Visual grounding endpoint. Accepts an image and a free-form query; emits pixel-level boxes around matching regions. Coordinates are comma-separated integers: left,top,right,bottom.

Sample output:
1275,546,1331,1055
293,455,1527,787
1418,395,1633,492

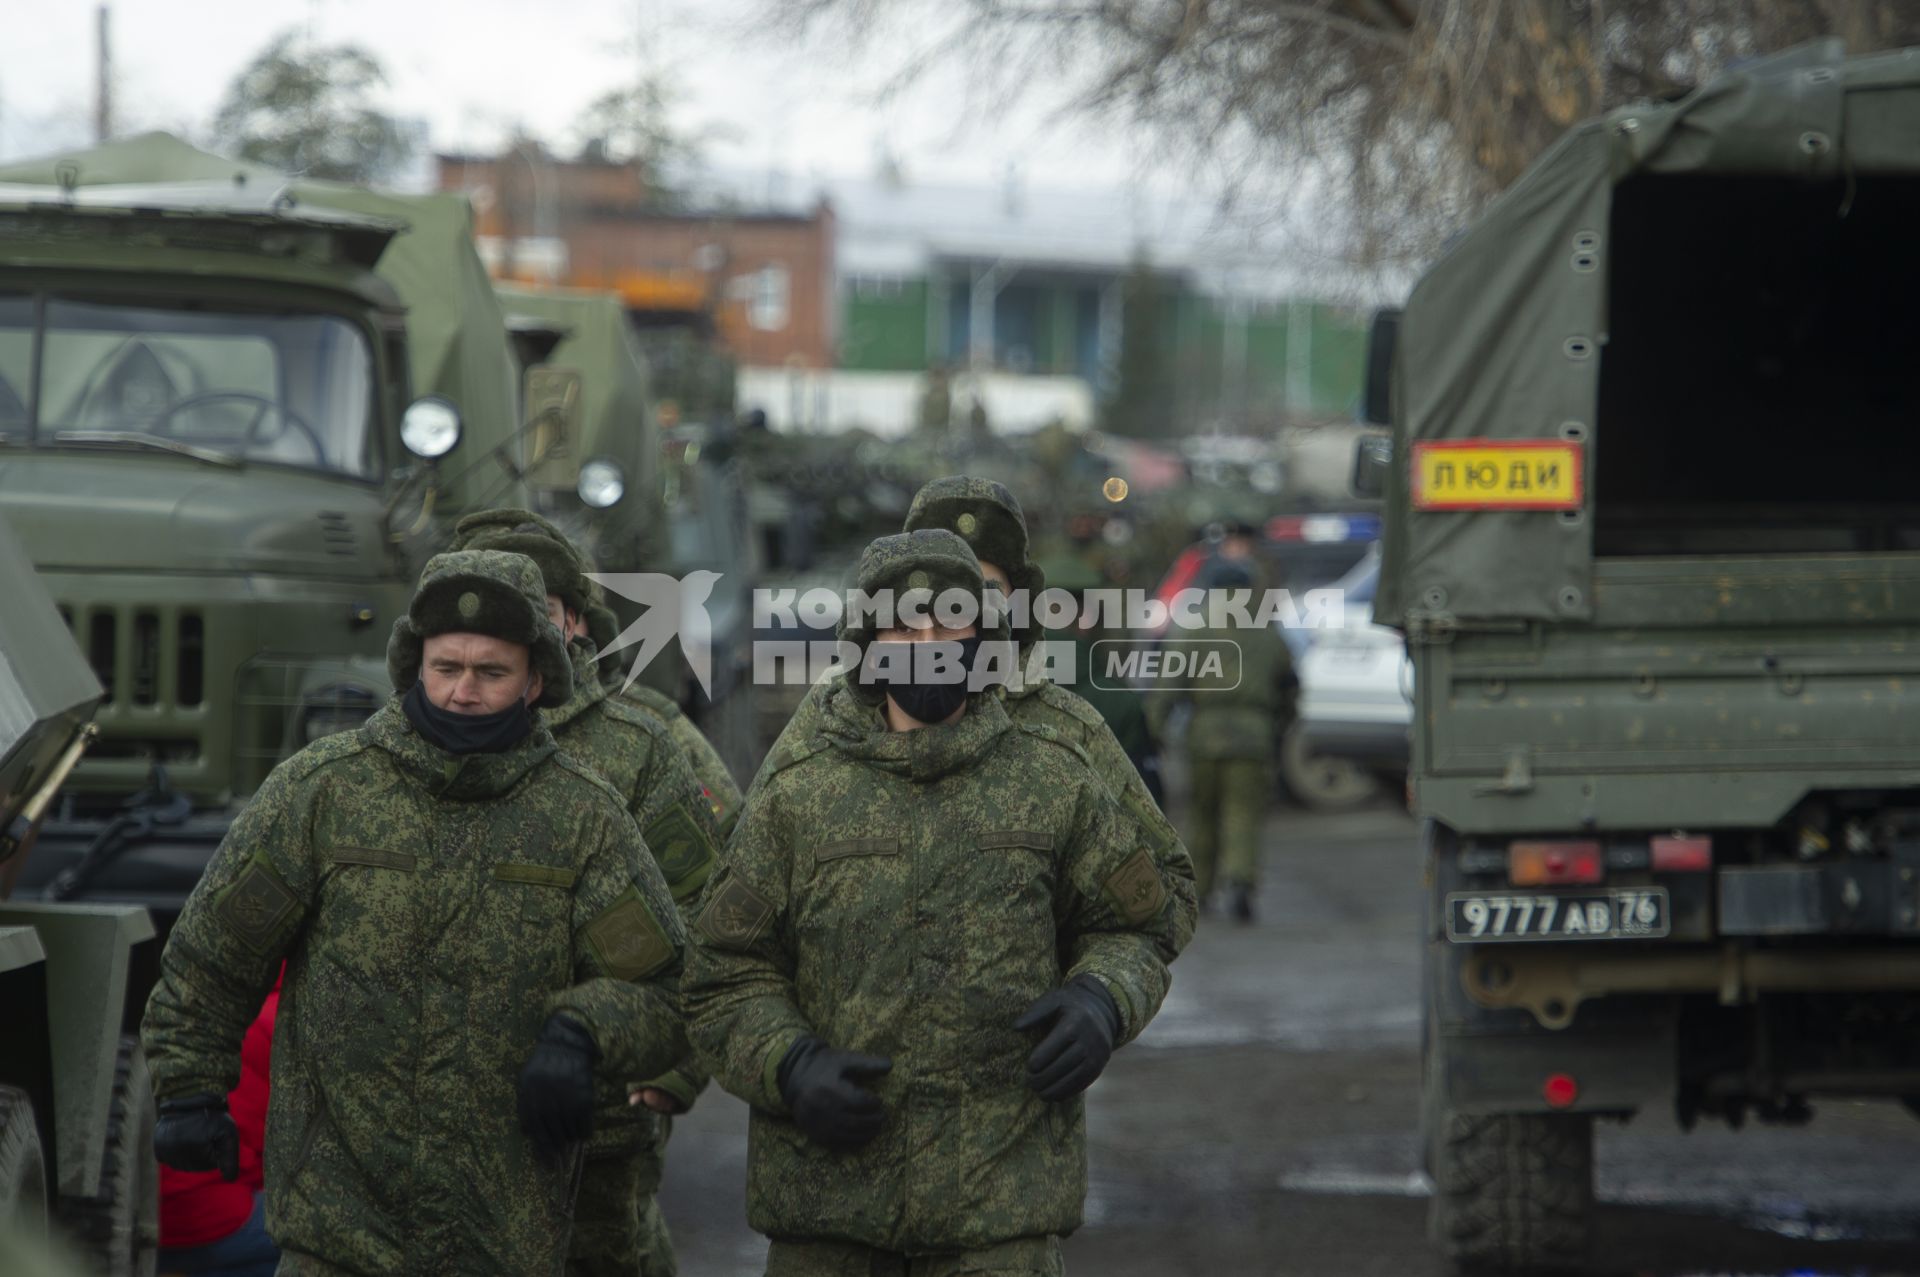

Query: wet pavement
657,803,1920,1276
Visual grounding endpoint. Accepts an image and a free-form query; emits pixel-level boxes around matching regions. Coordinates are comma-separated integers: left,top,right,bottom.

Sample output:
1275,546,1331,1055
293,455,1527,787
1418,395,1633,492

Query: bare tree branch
763,0,1920,270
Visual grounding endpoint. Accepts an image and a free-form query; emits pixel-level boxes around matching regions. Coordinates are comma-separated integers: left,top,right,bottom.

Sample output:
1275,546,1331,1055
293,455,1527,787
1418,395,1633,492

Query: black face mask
402,678,535,755
862,636,984,725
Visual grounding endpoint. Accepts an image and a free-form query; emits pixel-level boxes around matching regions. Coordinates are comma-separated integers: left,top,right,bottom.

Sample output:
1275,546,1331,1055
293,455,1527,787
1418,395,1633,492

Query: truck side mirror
1352,432,1392,499
524,366,583,489
1363,308,1401,426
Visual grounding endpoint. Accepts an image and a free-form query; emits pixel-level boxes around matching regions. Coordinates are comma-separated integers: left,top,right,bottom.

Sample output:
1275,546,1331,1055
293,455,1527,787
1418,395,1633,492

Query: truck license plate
1445,888,1669,943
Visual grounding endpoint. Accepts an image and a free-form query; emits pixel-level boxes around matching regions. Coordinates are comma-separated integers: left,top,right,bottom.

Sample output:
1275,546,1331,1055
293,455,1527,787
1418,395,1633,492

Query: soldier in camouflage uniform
1149,556,1296,923
449,509,719,1277
688,529,1187,1276
142,550,689,1277
748,476,1197,956
584,600,743,840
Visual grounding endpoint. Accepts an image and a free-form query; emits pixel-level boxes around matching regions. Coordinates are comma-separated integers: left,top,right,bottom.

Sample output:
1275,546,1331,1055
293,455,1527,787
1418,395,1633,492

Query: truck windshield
0,294,378,479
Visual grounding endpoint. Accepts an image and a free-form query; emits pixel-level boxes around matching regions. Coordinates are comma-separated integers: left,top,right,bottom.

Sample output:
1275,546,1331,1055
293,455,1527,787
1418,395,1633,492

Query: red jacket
159,967,279,1248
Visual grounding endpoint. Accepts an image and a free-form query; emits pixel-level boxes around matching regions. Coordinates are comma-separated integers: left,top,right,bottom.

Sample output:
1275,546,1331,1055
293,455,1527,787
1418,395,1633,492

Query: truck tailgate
1416,554,1920,832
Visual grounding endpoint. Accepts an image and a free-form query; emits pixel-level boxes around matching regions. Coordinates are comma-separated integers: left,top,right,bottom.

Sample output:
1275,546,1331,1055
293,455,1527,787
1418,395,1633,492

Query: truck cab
0,180,461,920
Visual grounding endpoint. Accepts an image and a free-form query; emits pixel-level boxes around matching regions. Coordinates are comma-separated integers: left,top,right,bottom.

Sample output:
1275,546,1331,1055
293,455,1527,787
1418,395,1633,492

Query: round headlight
577,458,626,509
401,396,463,459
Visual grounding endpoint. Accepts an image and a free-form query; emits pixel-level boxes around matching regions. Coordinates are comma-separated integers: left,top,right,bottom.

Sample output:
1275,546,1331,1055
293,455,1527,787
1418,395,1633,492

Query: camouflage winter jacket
547,640,718,1163
142,698,688,1277
687,689,1184,1252
751,651,1198,957
1149,620,1296,761
615,679,743,841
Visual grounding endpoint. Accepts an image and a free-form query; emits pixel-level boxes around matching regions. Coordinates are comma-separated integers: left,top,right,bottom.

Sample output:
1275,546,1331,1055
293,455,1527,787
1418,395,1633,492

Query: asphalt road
657,803,1920,1277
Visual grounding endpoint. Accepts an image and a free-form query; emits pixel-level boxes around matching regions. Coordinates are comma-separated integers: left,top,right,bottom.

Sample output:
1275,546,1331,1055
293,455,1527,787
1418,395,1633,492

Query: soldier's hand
776,1036,892,1151
154,1092,240,1181
629,1087,687,1115
517,1014,600,1165
1014,975,1122,1102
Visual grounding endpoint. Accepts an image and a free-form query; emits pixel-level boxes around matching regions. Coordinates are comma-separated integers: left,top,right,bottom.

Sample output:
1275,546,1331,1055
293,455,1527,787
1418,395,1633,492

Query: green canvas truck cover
1378,41,1920,625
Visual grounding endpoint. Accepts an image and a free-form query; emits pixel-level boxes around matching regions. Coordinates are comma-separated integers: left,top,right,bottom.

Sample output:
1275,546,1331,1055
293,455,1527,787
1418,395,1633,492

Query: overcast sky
0,0,1150,192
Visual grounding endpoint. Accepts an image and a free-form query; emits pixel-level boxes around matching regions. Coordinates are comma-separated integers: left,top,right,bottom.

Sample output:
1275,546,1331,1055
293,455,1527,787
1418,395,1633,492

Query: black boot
1229,881,1256,924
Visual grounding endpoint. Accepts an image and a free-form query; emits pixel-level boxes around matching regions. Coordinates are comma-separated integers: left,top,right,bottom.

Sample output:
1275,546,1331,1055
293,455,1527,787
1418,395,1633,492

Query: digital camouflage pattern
765,1235,1064,1276
753,669,1197,963
567,1162,679,1277
750,474,1197,956
447,511,719,1277
449,508,597,613
688,532,1185,1253
830,526,1014,702
903,475,1045,636
547,641,718,1277
142,553,689,1277
613,681,742,841
1003,671,1197,954
449,505,742,840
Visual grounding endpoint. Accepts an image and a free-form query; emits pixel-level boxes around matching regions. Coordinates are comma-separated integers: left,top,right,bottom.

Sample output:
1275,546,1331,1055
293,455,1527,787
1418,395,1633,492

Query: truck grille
58,602,206,711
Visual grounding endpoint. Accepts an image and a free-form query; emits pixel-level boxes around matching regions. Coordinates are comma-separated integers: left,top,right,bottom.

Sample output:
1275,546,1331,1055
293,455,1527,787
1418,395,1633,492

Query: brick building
437,150,837,370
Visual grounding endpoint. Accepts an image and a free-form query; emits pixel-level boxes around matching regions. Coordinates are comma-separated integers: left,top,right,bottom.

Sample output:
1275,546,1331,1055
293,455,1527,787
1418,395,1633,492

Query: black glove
1013,975,1122,1102
154,1092,240,1181
777,1036,892,1151
517,1014,599,1164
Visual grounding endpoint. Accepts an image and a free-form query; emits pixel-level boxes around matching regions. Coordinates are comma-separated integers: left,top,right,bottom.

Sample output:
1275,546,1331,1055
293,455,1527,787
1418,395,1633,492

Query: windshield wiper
52,431,243,469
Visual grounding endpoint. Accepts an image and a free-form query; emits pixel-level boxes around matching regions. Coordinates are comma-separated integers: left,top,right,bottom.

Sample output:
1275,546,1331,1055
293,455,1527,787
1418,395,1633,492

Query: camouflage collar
542,640,613,734
821,689,1012,782
364,697,557,800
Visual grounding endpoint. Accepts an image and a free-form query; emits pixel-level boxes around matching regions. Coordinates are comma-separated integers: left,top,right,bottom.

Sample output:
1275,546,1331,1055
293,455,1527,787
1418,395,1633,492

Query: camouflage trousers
1187,755,1268,897
566,1149,677,1277
764,1235,1063,1277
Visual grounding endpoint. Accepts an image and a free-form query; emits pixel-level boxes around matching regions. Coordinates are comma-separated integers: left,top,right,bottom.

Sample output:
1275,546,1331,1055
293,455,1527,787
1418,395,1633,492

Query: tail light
1651,834,1712,873
1509,840,1603,886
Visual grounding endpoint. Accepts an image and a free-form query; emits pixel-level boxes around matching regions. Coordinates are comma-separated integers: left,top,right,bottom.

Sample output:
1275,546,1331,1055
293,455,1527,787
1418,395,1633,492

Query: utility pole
93,5,113,143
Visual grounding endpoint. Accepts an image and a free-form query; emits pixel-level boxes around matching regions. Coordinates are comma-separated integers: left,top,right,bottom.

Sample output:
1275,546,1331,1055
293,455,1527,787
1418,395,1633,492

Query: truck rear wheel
0,1086,49,1238
58,1036,158,1277
1429,1106,1593,1273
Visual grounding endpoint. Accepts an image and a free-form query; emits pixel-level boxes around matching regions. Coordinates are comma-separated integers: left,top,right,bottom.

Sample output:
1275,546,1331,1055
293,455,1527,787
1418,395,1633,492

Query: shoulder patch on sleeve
645,800,717,901
1103,848,1168,927
585,887,676,981
217,857,300,953
695,875,776,950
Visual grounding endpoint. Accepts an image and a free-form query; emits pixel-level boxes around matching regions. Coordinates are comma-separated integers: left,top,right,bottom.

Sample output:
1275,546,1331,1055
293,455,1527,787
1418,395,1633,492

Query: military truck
0,146,519,923
0,507,158,1275
1360,41,1920,1272
493,284,665,625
